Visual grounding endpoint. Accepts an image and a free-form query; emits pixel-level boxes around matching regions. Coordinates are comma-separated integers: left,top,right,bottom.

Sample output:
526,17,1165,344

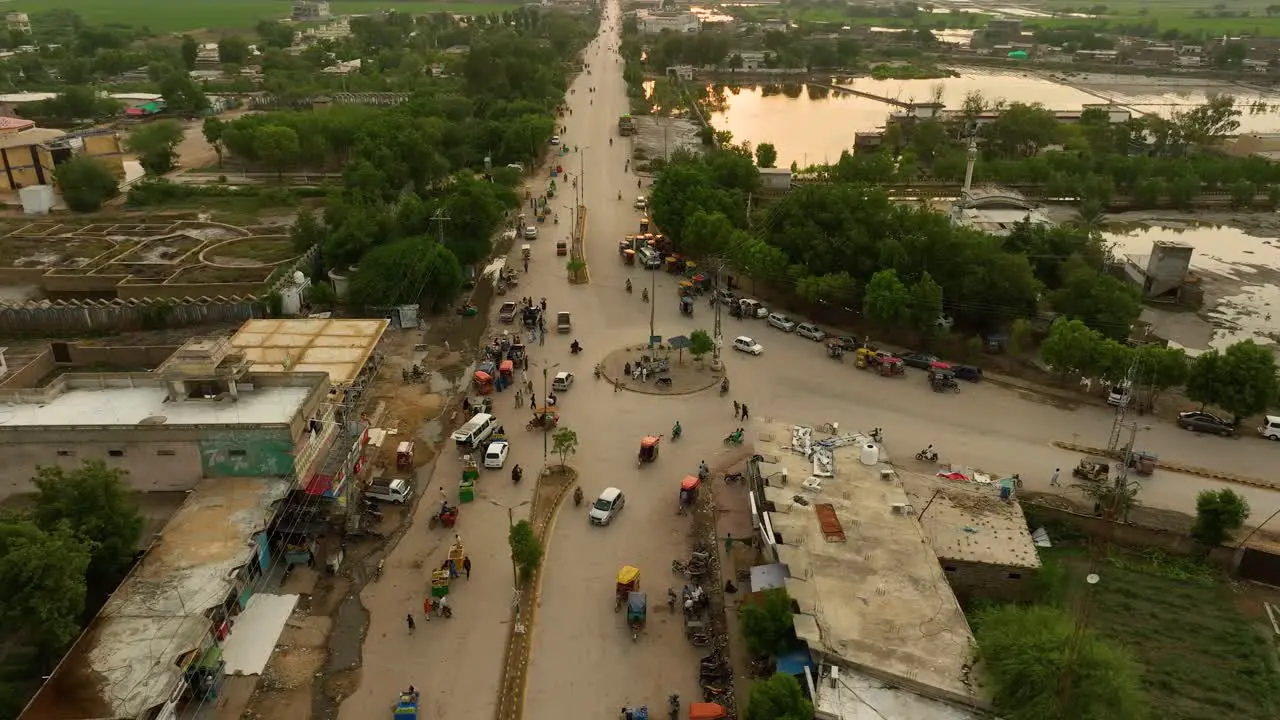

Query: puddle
1103,222,1280,351
326,593,369,673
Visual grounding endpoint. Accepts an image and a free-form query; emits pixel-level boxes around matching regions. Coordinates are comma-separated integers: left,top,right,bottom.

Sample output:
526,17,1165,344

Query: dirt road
338,3,1280,717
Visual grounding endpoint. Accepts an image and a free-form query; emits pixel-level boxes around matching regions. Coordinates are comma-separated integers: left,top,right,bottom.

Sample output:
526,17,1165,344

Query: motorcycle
667,588,678,612
915,445,938,463
719,378,729,396
725,472,743,484
570,340,583,355
626,278,633,293
869,427,883,443
573,486,584,506
594,364,602,379
723,430,744,446
672,422,682,440
512,465,524,484
698,462,709,481
668,694,680,720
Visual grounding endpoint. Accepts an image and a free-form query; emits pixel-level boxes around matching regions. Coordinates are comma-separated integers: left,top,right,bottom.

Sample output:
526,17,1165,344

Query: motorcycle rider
512,464,523,484
672,420,682,439
698,460,709,480
626,278,632,293
720,377,729,394
570,339,582,354
641,287,649,302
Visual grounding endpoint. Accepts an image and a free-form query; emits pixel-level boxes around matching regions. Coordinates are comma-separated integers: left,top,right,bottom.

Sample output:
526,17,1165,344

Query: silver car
796,322,826,341
767,312,796,332
589,487,625,525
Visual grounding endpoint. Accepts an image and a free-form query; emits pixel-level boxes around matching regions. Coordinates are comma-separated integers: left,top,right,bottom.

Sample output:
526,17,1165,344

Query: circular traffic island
598,343,724,396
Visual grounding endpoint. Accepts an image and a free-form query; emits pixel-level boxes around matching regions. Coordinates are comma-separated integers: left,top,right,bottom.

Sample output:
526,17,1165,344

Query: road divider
1052,441,1279,491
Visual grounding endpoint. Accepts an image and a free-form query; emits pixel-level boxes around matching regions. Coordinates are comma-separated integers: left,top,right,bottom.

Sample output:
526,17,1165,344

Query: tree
745,673,813,720
1192,488,1250,547
680,210,735,258
1139,344,1188,408
349,237,464,312
551,427,578,467
54,156,119,212
203,117,225,167
158,71,208,117
0,517,91,657
508,519,543,582
1049,257,1141,341
31,460,143,588
180,35,199,70
755,142,778,168
862,269,911,329
126,119,185,175
253,124,300,181
256,20,296,49
218,36,250,65
1040,318,1102,379
739,587,796,657
907,271,943,338
1185,340,1280,420
689,329,714,366
972,604,1146,720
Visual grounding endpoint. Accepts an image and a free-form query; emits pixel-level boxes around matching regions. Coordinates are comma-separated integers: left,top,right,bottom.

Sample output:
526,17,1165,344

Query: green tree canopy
745,673,813,720
973,604,1146,720
739,587,797,657
31,460,143,588
54,156,119,212
126,120,186,175
862,269,911,329
253,124,301,180
349,236,464,312
551,427,577,467
689,329,713,364
1050,256,1142,341
508,519,543,583
0,517,91,657
1185,340,1280,419
755,142,778,168
1192,489,1250,547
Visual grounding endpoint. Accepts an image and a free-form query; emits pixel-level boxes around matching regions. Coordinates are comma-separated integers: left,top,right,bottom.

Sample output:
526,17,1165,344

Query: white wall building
637,10,700,34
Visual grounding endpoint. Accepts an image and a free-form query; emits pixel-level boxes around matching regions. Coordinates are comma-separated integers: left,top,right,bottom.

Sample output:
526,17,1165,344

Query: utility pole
648,264,657,348
1105,350,1143,454
706,256,727,371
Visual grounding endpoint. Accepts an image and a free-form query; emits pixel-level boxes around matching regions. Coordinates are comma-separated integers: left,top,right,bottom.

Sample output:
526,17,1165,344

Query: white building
291,0,331,22
5,13,30,34
636,10,700,34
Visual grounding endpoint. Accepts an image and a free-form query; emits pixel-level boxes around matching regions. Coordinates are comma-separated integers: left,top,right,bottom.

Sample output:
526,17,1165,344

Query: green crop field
1049,547,1280,720
3,0,519,33
1035,0,1280,36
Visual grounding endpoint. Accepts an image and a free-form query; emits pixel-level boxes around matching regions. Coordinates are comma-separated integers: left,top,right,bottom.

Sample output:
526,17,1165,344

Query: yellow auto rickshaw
854,347,875,369
615,565,640,611
678,280,695,298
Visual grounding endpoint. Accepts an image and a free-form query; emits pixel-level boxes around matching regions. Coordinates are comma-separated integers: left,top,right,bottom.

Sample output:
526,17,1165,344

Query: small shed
759,167,792,192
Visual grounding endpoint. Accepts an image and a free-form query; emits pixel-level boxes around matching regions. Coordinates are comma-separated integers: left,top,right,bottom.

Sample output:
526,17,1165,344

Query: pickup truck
366,476,413,504
499,301,517,323
556,311,572,334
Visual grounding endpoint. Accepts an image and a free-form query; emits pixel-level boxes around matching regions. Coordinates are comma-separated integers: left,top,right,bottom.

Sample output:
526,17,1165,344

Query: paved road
340,3,1280,716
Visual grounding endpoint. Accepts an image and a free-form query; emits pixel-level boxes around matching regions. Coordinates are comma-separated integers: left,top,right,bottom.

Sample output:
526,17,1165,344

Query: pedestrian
444,340,450,353
741,404,749,421
515,390,523,408
463,556,472,579
1050,468,1061,487
540,297,547,312
406,613,416,633
438,594,451,617
423,596,433,621
733,400,740,418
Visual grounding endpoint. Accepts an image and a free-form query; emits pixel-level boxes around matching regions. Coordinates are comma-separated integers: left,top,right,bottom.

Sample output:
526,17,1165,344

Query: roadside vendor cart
459,456,478,503
430,566,451,597
446,537,466,580
623,248,636,265
396,441,414,471
393,689,420,720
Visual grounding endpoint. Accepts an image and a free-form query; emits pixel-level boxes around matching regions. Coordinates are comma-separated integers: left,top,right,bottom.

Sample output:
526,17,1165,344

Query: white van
452,412,498,450
1106,381,1132,407
366,476,413,504
637,247,662,269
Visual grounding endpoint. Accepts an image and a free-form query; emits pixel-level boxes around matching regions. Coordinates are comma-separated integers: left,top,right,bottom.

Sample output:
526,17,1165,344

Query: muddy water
1104,222,1280,352
707,70,1280,167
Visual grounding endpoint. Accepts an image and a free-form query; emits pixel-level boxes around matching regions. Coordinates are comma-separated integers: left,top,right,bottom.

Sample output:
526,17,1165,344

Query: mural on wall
199,430,296,477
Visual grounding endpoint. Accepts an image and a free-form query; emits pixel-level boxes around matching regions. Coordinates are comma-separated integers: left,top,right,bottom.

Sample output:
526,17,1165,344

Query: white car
552,371,574,391
634,196,647,210
733,336,763,355
767,313,796,332
550,135,561,145
738,299,767,318
589,487,626,525
524,226,538,240
483,440,510,469
796,322,826,341
1260,415,1280,441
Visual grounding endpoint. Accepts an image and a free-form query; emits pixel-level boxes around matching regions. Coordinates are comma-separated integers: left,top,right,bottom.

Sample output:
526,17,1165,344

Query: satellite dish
1085,573,1100,585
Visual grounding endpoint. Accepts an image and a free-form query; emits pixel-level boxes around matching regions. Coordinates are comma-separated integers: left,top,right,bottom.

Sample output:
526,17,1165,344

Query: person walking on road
463,556,472,579
741,404,749,421
1050,468,1061,487
406,614,416,634
733,400,740,418
423,596,433,621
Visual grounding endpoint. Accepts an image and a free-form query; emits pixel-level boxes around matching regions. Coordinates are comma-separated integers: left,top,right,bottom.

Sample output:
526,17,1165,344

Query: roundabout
597,343,724,396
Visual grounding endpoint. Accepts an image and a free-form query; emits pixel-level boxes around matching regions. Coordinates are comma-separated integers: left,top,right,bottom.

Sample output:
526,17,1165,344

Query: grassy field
5,0,520,33
1050,547,1280,720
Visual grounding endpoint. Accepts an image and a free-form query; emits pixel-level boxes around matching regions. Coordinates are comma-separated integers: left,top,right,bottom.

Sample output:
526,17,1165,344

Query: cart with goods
393,689,420,719
1127,450,1158,476
459,456,478,503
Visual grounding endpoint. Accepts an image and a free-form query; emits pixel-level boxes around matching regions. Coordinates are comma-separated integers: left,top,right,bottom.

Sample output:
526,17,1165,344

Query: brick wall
941,559,1038,604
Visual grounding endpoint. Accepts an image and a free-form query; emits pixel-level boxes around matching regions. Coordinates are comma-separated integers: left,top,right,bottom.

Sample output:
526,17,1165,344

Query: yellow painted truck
618,114,637,136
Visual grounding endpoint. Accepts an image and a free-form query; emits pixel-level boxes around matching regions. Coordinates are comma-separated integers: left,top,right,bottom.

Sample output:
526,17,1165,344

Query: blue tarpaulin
777,647,815,677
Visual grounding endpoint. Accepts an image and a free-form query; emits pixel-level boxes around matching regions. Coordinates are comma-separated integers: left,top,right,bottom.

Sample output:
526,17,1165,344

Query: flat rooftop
22,476,289,720
229,318,389,386
0,383,314,427
900,472,1041,569
813,662,984,720
758,424,978,706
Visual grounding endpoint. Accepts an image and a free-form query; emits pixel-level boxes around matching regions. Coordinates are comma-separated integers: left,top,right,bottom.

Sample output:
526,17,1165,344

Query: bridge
807,82,912,109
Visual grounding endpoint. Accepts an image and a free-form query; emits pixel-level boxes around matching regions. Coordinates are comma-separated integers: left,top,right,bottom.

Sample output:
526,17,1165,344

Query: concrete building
901,472,1041,603
21,476,290,720
0,126,126,192
751,425,984,708
758,167,792,192
730,50,768,71
6,12,31,34
636,10,700,34
0,336,332,496
291,0,331,21
951,191,1054,237
1122,239,1194,300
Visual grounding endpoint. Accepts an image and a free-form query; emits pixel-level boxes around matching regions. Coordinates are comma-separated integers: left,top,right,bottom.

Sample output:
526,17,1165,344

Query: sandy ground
335,6,1280,719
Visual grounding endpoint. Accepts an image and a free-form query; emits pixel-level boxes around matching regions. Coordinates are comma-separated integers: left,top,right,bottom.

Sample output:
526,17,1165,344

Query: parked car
589,487,626,525
796,323,826,341
1259,415,1280,441
953,364,983,382
1177,411,1235,437
901,352,939,370
498,301,517,323
483,440,510,469
550,135,560,145
830,336,862,352
767,313,796,332
715,289,736,306
733,336,763,355
737,299,768,318
634,196,647,210
524,225,538,240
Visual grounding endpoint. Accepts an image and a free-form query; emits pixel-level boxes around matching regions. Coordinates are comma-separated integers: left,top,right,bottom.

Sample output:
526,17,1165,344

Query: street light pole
648,266,656,348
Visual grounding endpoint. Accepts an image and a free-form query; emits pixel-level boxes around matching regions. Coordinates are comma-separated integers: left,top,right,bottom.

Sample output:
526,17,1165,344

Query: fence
0,296,261,335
